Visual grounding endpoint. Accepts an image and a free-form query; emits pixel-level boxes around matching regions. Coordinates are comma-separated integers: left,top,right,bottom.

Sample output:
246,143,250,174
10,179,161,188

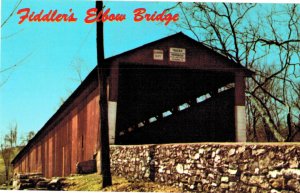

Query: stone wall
110,145,153,181
110,143,300,192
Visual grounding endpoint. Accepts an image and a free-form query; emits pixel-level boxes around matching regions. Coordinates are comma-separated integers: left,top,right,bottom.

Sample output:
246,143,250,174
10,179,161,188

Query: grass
62,173,103,191
0,156,5,180
1,147,181,192
62,173,181,192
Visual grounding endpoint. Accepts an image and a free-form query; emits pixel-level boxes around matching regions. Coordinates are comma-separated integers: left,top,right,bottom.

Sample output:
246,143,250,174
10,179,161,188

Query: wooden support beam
234,73,246,142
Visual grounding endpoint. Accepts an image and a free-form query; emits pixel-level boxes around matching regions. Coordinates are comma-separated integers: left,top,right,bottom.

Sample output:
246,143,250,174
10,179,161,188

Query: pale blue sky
1,0,178,142
1,1,299,143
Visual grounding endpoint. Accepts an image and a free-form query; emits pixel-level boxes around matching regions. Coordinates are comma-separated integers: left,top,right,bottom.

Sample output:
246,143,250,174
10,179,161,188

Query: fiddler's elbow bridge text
17,8,179,26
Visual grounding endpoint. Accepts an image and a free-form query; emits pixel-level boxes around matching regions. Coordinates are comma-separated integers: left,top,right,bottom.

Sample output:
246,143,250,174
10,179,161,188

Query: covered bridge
12,32,252,177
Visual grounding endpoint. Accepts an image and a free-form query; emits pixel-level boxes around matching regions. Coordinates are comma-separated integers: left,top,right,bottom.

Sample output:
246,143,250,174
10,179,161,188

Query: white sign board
153,49,164,60
169,47,186,62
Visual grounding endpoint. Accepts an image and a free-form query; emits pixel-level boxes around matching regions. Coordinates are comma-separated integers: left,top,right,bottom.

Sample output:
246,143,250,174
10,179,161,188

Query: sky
0,0,180,143
0,0,299,144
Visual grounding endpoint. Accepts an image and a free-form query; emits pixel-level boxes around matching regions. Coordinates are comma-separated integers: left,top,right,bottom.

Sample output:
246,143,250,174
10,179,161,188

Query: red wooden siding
71,111,78,174
12,32,251,177
13,78,100,177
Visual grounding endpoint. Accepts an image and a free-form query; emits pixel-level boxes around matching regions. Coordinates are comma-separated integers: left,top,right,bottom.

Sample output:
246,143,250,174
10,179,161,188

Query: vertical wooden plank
36,146,38,172
28,150,31,173
61,119,67,176
56,123,62,177
34,147,37,172
85,88,100,160
41,137,45,176
32,147,34,173
67,116,72,175
26,154,28,173
71,112,78,174
24,154,27,173
47,133,50,177
23,158,25,173
61,122,65,175
20,159,23,173
34,148,36,172
78,98,86,162
54,124,62,177
37,142,42,173
31,148,34,172
53,128,56,177
64,117,71,176
86,96,92,160
45,134,49,177
95,87,100,150
49,130,53,177
235,73,246,142
54,125,58,177
62,146,65,177
27,152,30,173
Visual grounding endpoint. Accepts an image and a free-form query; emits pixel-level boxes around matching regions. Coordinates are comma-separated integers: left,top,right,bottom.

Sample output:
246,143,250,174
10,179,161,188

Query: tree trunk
249,95,285,142
5,168,9,182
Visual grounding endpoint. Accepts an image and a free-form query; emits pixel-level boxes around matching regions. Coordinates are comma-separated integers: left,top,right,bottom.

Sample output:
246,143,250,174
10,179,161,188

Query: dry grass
62,173,102,191
62,173,181,192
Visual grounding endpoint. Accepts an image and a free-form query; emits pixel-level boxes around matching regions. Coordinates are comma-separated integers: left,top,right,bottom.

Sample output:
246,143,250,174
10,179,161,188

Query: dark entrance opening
115,63,236,144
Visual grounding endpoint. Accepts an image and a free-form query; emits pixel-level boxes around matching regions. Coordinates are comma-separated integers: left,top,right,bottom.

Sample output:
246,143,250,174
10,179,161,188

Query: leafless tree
0,124,21,182
20,131,35,146
1,0,34,88
0,124,18,182
3,123,18,148
172,3,300,141
1,0,22,28
70,57,86,83
0,143,12,182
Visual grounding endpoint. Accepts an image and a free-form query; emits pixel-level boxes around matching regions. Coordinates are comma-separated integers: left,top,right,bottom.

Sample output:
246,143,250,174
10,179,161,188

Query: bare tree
1,0,22,28
0,123,18,182
20,131,35,146
172,3,300,141
3,123,18,148
0,124,20,182
1,0,34,88
0,52,33,88
70,57,86,83
0,143,12,182
247,4,300,141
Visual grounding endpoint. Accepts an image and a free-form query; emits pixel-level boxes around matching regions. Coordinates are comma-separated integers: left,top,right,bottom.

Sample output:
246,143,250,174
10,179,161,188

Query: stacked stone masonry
110,143,300,192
